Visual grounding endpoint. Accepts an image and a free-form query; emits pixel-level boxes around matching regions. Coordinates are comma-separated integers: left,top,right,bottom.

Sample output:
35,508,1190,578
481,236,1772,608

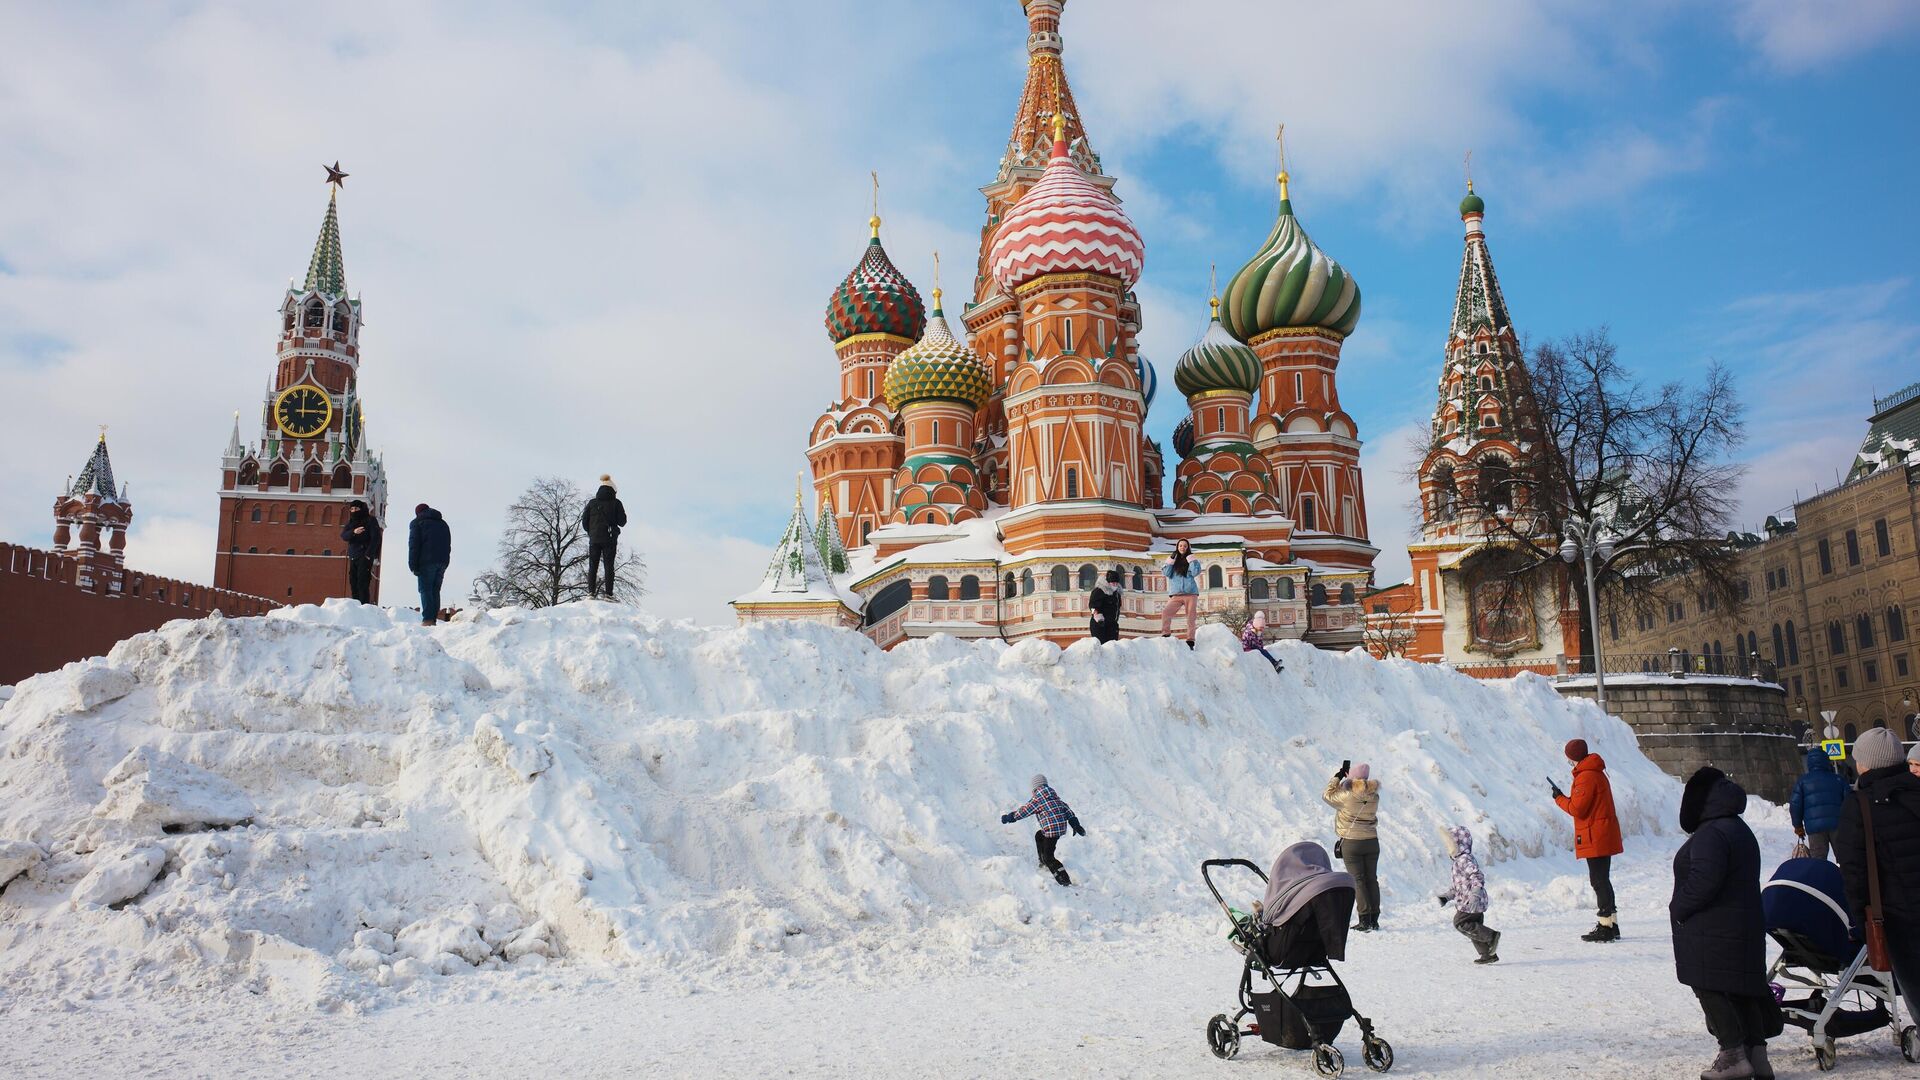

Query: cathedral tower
1172,299,1281,516
53,433,133,593
214,168,389,604
884,286,993,525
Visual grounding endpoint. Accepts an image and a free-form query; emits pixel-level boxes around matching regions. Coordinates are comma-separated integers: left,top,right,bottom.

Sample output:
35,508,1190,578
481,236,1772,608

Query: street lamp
1561,518,1618,713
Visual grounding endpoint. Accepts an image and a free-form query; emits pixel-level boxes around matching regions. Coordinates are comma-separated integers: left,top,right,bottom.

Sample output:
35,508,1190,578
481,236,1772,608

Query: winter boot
1271,658,1285,673
1699,1046,1754,1080
1473,929,1502,963
1581,916,1620,942
1745,1045,1772,1080
1053,867,1072,887
1186,639,1196,650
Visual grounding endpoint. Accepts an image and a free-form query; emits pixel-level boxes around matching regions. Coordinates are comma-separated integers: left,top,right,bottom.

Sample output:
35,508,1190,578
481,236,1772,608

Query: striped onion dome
882,298,992,411
1135,353,1159,411
825,220,927,344
1172,415,1196,460
1174,308,1262,397
1220,174,1361,341
987,118,1144,293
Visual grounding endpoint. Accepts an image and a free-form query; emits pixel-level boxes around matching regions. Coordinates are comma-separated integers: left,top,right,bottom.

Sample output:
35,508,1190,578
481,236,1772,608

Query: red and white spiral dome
987,121,1144,294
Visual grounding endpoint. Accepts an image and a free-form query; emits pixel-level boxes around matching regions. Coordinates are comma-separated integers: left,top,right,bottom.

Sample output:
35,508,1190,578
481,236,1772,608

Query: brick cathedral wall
0,543,276,685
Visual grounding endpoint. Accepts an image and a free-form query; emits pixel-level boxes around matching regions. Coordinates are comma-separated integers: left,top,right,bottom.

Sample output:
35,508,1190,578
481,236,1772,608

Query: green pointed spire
304,189,347,296
815,493,849,573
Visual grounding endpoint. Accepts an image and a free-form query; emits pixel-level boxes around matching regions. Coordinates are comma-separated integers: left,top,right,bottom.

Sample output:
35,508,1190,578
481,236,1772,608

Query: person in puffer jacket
1788,747,1848,860
1436,824,1500,964
1239,610,1282,672
1001,774,1085,887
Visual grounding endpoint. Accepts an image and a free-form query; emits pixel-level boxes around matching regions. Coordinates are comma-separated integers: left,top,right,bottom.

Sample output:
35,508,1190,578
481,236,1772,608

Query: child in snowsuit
1001,774,1084,886
1436,824,1500,964
1240,610,1283,672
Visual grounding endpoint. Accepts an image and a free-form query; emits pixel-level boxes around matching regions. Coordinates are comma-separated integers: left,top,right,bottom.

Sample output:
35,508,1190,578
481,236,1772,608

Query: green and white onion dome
882,296,993,411
1173,306,1263,398
1135,353,1159,412
1219,173,1361,341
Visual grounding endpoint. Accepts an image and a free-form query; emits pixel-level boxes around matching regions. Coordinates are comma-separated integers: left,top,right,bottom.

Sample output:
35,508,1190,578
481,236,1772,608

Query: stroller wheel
1206,1014,1240,1060
1903,1025,1918,1064
1312,1044,1345,1078
1362,1036,1394,1072
1814,1040,1837,1071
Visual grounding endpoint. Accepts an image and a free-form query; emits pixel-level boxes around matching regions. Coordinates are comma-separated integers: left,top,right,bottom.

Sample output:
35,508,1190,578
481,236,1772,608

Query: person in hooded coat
1000,774,1085,886
407,503,452,626
1670,766,1776,1080
1240,610,1283,672
1788,747,1848,860
580,476,628,600
1323,762,1383,931
338,499,382,604
1833,726,1920,1026
1437,824,1500,964
1088,569,1122,643
1552,739,1624,941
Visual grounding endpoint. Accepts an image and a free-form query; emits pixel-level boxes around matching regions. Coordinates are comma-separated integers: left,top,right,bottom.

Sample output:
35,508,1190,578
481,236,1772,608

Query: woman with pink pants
1160,539,1202,647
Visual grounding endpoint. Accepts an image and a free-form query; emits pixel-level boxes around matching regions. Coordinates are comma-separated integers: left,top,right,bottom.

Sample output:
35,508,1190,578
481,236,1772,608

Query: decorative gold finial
1465,149,1474,193
98,424,108,443
932,251,943,310
795,472,806,509
1276,123,1290,202
1209,263,1220,318
1052,111,1067,143
869,171,882,238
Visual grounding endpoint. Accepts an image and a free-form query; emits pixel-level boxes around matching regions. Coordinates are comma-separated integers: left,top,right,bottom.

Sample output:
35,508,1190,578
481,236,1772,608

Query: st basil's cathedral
734,0,1378,647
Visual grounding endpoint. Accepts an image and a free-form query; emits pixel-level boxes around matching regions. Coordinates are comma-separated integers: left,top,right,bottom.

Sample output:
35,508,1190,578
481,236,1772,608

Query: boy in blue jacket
1788,748,1848,860
1002,774,1084,886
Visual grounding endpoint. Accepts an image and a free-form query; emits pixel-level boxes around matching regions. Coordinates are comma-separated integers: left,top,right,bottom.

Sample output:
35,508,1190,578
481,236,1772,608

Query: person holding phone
1552,739,1624,942
1324,759,1383,932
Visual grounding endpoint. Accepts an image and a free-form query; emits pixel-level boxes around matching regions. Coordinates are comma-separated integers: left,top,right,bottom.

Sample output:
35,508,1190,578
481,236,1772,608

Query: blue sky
0,1,1915,622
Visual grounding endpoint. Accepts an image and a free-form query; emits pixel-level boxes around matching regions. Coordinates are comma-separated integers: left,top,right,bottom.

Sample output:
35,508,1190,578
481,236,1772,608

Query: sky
1,0,1916,625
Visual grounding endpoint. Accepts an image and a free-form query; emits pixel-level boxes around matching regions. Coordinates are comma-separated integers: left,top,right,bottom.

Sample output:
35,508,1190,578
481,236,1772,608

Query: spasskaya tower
214,164,389,604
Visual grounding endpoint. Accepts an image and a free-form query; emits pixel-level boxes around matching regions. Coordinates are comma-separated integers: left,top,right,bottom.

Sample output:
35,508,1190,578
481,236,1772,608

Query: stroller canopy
1260,842,1355,929
1763,857,1854,966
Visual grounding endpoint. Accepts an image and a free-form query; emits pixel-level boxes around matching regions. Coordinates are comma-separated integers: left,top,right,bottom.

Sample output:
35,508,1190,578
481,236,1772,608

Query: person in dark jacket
338,500,382,605
1834,726,1920,1025
407,503,452,626
1088,569,1122,643
1671,766,1775,1080
580,475,627,600
1788,747,1848,860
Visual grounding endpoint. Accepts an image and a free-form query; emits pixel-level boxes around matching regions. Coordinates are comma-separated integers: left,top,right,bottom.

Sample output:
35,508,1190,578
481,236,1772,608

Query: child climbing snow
1436,824,1500,964
1001,774,1085,886
1240,611,1283,672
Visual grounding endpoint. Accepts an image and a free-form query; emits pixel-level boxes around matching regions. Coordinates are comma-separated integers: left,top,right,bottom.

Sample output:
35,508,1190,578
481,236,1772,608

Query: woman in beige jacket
1324,762,1383,931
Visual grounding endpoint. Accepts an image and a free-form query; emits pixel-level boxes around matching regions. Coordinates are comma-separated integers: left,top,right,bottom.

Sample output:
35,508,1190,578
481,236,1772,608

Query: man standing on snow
1788,748,1848,860
408,502,452,626
580,475,627,600
1552,738,1624,942
1001,774,1085,886
338,499,382,605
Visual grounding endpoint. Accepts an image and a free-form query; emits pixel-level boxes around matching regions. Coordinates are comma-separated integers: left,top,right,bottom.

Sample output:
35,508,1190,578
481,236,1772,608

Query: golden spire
1276,123,1291,202
1465,149,1474,193
1209,263,1220,318
98,424,107,443
869,171,882,238
931,250,943,311
795,472,806,509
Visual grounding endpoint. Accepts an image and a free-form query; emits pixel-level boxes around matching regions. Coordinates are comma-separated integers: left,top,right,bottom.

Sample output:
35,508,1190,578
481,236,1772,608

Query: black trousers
1035,831,1064,872
587,540,617,597
1341,838,1381,919
1694,989,1770,1051
1588,855,1617,917
348,557,375,603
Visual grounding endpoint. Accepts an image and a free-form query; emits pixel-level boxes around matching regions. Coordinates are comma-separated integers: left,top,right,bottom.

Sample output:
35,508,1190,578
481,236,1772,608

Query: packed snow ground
3,603,1895,1076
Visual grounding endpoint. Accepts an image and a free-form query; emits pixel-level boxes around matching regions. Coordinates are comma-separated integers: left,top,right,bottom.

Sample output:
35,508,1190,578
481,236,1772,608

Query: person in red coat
1552,739,1625,942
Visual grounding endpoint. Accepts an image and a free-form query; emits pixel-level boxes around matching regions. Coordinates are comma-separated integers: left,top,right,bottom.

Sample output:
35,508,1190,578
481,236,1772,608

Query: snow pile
0,602,1690,1008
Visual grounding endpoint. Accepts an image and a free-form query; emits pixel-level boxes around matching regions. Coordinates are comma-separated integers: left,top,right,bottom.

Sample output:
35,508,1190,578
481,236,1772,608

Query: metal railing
1564,650,1779,684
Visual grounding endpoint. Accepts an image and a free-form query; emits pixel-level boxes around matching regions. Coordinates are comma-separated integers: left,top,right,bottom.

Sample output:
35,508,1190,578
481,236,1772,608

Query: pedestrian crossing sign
1821,739,1847,760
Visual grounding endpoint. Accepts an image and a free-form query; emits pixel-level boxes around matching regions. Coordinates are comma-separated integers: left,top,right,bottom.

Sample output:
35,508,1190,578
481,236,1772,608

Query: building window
1339,583,1356,605
1077,564,1097,590
927,575,950,601
1310,583,1327,606
1609,612,1619,640
1250,578,1270,600
1835,665,1849,689
860,522,873,543
287,508,299,524
247,546,258,554
1278,577,1296,600
1050,565,1070,592
1864,659,1878,684
1785,620,1799,664
1020,569,1035,596
931,420,940,445
1858,614,1876,649
1479,375,1493,391
1829,622,1847,655
1818,539,1832,574
1131,567,1144,591
322,549,332,557
1300,495,1317,531
285,548,295,555
1062,317,1074,352
959,575,980,601
1898,653,1911,678
864,580,913,627
1064,467,1078,499
1003,572,1017,598
1792,675,1803,696
1846,529,1860,566
1889,606,1907,642
1875,518,1891,557
1207,565,1224,589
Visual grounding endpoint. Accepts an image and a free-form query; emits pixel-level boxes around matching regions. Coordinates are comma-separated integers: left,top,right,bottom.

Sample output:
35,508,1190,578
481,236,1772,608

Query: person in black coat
1833,726,1920,1026
580,475,627,600
338,500,382,604
1088,569,1122,643
407,503,452,626
1671,766,1776,1080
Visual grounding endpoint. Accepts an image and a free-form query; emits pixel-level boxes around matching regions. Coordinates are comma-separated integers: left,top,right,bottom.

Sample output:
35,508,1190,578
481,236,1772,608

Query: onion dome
1171,415,1196,460
1459,183,1485,218
1220,171,1361,340
987,115,1144,293
1174,299,1263,397
825,215,927,344
1135,353,1159,412
882,291,992,411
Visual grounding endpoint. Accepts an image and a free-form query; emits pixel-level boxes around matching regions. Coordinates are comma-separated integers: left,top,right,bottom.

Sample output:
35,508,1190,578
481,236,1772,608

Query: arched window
1004,573,1017,599
332,303,352,335
932,420,941,445
1829,622,1847,655
959,575,981,601
1857,614,1875,649
1889,605,1907,642
1131,567,1144,591
304,300,325,328
1477,455,1514,511
322,549,332,557
1065,467,1079,499
864,580,913,626
1785,620,1799,664
1300,495,1317,531
250,506,263,522
268,462,289,487
1249,578,1270,600
927,575,950,601
239,461,260,486
1771,624,1785,663
1339,583,1356,605
1310,583,1327,606
285,548,296,555
861,522,872,543
1430,464,1456,520
1844,723,1859,742
1277,578,1296,600
1077,564,1097,589
1479,375,1493,390
286,508,299,524
282,306,295,333
1207,565,1224,589
332,464,352,490
247,546,258,554
1021,569,1035,596
1050,565,1070,592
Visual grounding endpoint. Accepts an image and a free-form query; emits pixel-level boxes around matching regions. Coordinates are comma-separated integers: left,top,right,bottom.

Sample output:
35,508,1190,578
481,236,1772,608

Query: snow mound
0,602,1682,1008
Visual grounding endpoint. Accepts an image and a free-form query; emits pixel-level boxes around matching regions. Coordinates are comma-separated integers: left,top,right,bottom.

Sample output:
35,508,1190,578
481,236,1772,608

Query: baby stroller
1203,856,1393,1077
1762,856,1918,1070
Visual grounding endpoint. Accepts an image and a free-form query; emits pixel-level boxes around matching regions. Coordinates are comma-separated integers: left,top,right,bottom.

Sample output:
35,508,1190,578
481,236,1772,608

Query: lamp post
1560,517,1618,714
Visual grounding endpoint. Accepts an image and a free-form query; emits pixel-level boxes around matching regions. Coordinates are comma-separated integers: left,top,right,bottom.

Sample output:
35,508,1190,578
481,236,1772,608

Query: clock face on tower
274,385,333,439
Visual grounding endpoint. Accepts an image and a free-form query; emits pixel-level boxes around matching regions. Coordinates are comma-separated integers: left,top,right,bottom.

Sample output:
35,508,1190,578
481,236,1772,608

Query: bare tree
471,477,646,608
1362,594,1416,659
1481,328,1745,657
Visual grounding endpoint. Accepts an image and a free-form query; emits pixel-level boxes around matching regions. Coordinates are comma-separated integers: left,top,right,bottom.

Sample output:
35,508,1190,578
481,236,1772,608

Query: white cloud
1360,422,1428,588
1729,0,1920,72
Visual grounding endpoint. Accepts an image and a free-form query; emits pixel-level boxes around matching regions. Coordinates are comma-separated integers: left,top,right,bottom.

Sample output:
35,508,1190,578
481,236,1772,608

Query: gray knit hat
1853,727,1906,772
1909,741,1920,765
1031,773,1048,790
